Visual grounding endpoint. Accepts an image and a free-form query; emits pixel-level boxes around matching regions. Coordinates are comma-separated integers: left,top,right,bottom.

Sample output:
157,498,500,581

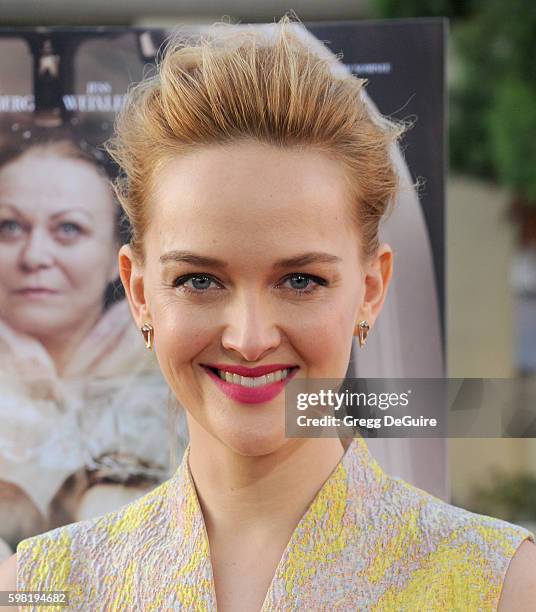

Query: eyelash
0,220,83,237
57,222,83,235
172,273,328,296
0,220,23,236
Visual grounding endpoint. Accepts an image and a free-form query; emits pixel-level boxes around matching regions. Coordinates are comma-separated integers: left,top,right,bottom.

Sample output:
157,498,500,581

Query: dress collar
167,436,385,610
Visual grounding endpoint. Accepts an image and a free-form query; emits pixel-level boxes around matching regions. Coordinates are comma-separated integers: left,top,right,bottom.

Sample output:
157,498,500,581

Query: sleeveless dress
16,436,534,611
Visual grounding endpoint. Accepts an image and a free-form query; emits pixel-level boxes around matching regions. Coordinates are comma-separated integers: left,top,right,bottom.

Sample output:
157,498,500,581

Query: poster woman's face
121,140,392,456
0,150,118,338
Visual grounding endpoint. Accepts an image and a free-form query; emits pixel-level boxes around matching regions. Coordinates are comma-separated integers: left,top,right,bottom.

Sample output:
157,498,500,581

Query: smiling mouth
203,366,298,388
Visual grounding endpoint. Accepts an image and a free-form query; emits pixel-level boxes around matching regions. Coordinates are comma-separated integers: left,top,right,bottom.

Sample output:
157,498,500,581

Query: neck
186,421,347,541
32,306,103,376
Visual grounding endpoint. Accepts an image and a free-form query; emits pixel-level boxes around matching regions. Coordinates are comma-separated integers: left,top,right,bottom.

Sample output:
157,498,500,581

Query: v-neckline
179,438,361,611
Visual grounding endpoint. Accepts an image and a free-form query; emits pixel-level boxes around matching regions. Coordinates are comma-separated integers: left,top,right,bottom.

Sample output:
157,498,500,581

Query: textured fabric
17,436,534,611
0,300,186,548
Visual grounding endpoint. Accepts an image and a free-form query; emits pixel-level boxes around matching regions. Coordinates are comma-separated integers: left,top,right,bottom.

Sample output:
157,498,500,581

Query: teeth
215,368,291,387
242,376,254,388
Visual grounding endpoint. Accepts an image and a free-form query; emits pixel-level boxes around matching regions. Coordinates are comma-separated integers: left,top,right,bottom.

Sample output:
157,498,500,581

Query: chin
218,424,289,458
187,398,294,457
8,317,50,336
17,322,66,339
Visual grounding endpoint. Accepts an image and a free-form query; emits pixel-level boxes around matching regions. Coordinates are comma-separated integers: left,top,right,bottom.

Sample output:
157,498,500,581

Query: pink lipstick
202,363,299,405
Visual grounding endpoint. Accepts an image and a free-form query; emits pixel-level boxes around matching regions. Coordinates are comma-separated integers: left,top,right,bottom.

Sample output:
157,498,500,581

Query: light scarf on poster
0,299,185,527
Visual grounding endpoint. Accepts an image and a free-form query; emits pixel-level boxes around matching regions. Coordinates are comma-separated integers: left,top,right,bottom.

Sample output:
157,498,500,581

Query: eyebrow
0,203,24,217
0,203,93,221
159,250,342,269
50,208,93,221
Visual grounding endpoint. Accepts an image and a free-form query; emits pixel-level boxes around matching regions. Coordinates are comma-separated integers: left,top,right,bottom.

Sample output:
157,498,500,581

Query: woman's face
0,150,118,338
121,141,392,456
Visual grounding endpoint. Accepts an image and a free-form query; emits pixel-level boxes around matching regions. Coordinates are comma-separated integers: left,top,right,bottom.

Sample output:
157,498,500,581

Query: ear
118,244,150,329
353,243,393,335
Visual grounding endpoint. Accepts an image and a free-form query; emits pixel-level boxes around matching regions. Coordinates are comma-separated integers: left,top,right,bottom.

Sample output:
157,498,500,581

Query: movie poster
0,20,445,558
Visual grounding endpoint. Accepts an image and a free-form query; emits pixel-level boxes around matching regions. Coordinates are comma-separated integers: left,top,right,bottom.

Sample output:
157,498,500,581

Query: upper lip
203,363,298,376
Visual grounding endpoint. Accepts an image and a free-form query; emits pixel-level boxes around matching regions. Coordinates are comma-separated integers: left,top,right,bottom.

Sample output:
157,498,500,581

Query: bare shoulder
498,539,536,611
0,553,17,611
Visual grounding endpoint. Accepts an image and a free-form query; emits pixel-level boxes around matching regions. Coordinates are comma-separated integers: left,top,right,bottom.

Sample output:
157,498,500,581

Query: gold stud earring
140,322,154,350
357,320,370,348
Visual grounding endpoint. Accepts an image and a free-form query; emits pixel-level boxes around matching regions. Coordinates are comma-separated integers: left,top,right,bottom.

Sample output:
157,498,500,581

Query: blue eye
57,222,82,236
173,274,221,293
0,219,23,237
172,272,327,296
281,273,327,295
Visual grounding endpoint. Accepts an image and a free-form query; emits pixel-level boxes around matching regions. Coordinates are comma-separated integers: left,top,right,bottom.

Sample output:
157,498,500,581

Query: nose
221,291,282,362
19,228,55,271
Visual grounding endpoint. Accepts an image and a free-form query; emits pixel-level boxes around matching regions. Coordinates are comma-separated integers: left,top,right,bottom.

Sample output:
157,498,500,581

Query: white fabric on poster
0,300,186,521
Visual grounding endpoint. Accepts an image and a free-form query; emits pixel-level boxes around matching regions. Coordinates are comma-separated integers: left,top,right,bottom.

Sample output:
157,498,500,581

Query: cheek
60,241,114,290
291,295,357,376
0,245,19,281
152,306,215,413
153,301,214,371
302,316,352,370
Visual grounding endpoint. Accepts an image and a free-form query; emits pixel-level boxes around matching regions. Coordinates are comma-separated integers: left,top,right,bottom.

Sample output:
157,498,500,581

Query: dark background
309,19,446,337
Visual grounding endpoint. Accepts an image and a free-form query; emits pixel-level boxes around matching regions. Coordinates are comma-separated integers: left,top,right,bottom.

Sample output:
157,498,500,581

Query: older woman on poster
0,139,184,557
1,17,535,611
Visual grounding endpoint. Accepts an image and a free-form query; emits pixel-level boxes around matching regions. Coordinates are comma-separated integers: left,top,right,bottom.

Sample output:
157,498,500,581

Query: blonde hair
107,15,404,264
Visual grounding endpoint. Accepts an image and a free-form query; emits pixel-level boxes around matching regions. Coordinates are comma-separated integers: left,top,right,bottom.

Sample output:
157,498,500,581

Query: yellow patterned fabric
17,437,534,611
